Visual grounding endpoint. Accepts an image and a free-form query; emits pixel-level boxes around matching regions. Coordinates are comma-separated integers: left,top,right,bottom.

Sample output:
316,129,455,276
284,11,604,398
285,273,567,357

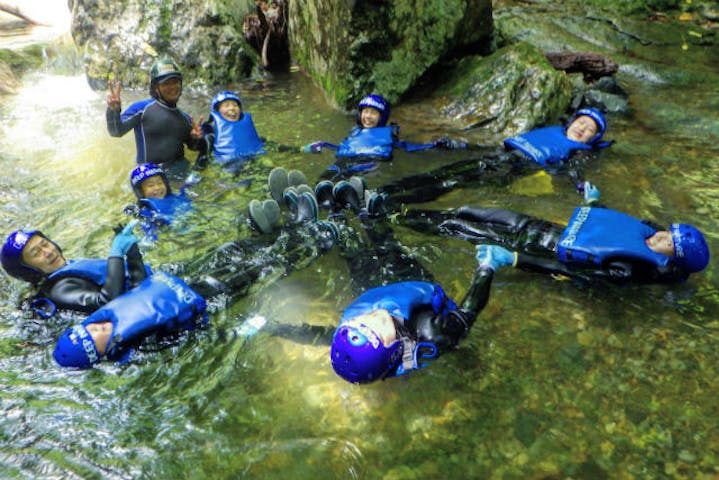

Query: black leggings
400,206,564,257
378,149,526,205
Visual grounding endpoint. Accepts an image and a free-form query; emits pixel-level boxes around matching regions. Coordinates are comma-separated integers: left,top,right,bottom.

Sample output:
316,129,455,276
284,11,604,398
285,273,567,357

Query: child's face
21,234,66,274
217,99,241,121
360,107,382,128
140,175,167,199
85,321,112,355
566,115,598,143
345,309,397,347
646,230,675,257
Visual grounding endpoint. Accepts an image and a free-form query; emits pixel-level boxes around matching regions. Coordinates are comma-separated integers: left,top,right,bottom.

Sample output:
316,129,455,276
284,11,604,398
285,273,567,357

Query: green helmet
150,58,182,84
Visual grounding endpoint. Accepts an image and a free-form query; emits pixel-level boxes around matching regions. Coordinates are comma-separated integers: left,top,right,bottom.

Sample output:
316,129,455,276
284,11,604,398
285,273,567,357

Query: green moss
0,45,45,73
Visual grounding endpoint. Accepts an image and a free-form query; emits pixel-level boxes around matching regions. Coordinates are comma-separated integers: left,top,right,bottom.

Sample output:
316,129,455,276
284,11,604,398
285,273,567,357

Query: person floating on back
1,222,150,316
377,107,611,205
399,183,710,286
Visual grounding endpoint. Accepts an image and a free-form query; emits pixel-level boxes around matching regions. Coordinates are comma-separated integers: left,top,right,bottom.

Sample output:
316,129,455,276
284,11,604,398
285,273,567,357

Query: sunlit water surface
1,24,718,480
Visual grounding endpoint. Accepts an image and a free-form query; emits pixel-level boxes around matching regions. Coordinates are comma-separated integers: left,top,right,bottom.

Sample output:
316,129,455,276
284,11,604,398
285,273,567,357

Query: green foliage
0,46,44,73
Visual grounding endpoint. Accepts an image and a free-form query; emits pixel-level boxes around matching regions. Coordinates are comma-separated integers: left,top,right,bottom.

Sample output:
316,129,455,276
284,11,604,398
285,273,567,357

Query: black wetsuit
35,245,148,314
106,97,201,176
273,217,494,351
401,206,689,285
181,221,338,301
377,146,597,206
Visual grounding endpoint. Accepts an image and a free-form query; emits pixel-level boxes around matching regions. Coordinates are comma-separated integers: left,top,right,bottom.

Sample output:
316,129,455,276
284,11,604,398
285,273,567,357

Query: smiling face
140,175,168,199
345,309,397,347
21,234,66,274
646,230,675,257
566,115,599,143
155,77,182,104
360,107,382,129
217,99,242,121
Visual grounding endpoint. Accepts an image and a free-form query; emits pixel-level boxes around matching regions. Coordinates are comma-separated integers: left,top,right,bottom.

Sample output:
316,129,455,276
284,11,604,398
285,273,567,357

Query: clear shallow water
1,32,719,480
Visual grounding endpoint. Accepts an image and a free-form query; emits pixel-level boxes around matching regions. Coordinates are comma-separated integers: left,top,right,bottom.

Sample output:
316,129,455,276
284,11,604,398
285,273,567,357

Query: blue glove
110,220,138,257
475,244,516,270
583,181,600,204
301,142,323,153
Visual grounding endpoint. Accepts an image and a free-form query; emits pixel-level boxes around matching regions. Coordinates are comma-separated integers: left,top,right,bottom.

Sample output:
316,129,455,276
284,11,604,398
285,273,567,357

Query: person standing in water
106,58,203,179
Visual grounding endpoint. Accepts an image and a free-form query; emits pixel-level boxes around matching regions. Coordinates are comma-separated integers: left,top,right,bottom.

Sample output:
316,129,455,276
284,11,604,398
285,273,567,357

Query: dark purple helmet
671,223,710,273
330,322,403,384
356,94,391,127
1,230,61,284
129,163,171,199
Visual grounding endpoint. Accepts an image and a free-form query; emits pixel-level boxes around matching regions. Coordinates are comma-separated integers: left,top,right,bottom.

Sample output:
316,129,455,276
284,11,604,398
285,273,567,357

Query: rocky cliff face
287,0,493,108
67,0,493,105
68,0,261,89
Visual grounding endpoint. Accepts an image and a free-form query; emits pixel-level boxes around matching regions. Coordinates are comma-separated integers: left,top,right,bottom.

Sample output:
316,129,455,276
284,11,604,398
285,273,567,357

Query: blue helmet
670,223,710,273
357,94,391,127
130,163,171,199
568,108,607,145
330,322,403,384
211,90,242,111
53,325,100,368
1,230,60,284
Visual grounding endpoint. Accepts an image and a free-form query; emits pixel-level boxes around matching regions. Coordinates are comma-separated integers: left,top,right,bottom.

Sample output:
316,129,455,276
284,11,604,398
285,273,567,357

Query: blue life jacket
341,281,458,377
138,194,193,226
209,111,266,164
557,207,671,267
504,126,594,166
82,271,208,363
336,126,396,159
47,259,152,289
341,281,458,323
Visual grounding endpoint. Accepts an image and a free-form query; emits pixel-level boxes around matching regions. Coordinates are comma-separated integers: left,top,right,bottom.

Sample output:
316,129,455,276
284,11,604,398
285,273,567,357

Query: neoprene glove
110,220,139,257
583,181,600,204
475,244,516,270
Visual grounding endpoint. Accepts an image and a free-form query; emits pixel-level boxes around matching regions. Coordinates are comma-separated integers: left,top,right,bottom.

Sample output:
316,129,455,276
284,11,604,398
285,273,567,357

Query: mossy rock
429,42,572,142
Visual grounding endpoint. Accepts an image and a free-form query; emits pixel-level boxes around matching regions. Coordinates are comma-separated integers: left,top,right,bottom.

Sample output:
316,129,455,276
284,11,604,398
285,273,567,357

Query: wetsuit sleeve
457,265,494,323
43,257,126,313
106,105,141,137
126,244,148,288
411,266,494,352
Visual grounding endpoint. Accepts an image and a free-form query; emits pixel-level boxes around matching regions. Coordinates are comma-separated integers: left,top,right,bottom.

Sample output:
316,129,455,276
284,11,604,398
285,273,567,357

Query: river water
1,8,718,480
